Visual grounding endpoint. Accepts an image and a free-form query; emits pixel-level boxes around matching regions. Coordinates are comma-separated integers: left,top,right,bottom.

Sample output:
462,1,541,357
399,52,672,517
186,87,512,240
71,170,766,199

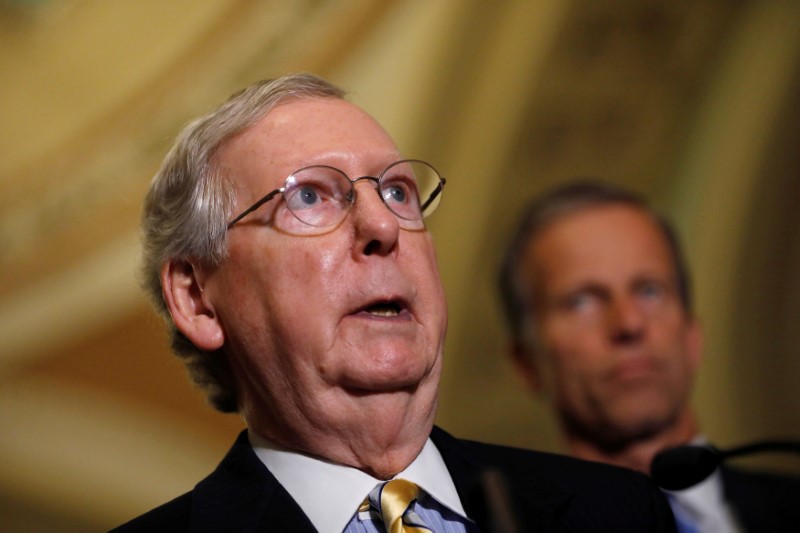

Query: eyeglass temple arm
227,189,282,228
420,178,446,213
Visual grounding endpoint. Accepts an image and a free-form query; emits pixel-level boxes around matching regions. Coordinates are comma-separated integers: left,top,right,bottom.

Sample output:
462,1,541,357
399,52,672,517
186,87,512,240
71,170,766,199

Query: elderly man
499,180,800,532
114,74,674,532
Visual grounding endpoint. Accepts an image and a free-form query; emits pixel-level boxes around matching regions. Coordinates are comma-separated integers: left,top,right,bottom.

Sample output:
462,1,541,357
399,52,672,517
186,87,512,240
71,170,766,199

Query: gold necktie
379,479,432,533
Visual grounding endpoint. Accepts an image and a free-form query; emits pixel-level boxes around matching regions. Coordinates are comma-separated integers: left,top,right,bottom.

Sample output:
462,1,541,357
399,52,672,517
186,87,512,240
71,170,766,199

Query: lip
347,295,414,321
608,359,657,383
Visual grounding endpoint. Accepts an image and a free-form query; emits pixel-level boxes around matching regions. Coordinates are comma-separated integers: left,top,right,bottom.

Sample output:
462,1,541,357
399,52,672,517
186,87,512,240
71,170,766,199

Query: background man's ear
511,339,543,394
161,259,225,351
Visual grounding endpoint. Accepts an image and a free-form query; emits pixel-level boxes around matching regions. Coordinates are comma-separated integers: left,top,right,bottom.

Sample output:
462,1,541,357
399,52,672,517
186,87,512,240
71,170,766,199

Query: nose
608,296,645,344
350,179,400,257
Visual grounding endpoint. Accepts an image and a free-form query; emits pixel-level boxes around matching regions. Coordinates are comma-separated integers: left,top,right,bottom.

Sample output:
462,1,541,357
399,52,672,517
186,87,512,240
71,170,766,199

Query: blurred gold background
1,0,799,530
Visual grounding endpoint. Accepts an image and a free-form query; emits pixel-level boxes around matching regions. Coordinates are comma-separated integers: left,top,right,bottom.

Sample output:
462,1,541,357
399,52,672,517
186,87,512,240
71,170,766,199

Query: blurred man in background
499,180,800,532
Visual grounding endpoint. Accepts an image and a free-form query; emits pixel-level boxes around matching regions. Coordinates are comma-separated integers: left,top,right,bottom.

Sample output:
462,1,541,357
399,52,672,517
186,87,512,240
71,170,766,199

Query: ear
161,259,225,351
684,317,704,372
511,339,544,394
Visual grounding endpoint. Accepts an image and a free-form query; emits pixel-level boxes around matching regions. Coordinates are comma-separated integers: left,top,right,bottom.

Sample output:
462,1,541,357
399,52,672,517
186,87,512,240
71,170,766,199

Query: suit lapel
186,427,576,531
189,431,317,533
430,426,573,532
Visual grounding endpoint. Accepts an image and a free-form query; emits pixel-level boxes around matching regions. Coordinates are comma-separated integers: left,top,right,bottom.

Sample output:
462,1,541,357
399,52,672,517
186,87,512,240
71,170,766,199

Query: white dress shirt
249,430,469,533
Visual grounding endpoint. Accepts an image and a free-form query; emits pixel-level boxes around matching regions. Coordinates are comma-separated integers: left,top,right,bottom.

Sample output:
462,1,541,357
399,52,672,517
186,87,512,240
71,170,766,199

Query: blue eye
567,293,592,310
560,289,606,314
298,187,320,206
638,282,663,299
283,168,352,227
386,185,407,204
285,182,330,213
381,178,422,220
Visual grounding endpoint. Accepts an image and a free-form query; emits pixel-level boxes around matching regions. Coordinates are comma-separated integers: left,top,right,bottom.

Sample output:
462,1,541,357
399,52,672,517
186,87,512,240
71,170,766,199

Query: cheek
543,318,604,367
652,320,694,366
317,245,339,274
218,239,338,345
540,322,606,389
411,234,443,285
665,335,697,385
272,240,341,292
410,241,448,331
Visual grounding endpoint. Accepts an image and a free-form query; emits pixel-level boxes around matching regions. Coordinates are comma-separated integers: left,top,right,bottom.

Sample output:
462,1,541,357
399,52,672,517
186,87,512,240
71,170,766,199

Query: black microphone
651,440,800,490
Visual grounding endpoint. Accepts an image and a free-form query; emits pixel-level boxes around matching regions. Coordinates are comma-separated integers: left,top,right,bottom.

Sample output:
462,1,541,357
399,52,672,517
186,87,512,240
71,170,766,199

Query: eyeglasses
227,159,446,231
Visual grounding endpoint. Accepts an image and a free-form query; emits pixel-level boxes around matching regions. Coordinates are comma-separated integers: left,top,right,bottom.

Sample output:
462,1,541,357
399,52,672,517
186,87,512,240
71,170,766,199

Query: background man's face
519,204,701,447
203,98,447,444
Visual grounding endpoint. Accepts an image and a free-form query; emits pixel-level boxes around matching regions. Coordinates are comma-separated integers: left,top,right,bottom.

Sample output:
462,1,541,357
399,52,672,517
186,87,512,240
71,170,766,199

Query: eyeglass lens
284,160,442,228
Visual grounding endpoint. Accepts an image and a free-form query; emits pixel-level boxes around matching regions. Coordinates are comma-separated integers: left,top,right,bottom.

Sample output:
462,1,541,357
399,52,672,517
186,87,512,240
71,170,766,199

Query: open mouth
359,300,405,318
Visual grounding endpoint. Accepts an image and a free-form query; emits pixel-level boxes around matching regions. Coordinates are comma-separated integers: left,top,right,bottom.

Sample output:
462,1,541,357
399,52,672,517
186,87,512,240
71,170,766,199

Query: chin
612,411,676,440
341,360,439,395
341,371,427,393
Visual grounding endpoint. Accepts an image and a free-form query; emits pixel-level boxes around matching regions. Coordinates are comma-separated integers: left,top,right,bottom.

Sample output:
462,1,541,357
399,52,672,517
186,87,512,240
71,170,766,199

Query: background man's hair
498,179,692,346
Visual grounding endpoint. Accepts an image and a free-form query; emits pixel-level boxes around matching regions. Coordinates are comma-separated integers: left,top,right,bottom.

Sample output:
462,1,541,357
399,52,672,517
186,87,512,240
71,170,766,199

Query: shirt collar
664,435,741,531
248,430,466,533
665,468,727,512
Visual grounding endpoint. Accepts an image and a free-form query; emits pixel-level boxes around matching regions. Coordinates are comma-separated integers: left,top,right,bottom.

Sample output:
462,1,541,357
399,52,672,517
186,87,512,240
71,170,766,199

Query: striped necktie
368,478,433,533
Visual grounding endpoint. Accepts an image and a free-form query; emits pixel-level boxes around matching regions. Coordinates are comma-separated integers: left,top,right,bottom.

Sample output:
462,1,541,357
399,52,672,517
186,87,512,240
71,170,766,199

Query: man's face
518,205,701,447
202,98,447,446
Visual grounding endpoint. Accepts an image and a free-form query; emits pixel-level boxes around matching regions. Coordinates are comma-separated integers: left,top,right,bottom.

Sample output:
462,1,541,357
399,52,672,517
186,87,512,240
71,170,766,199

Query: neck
565,409,700,474
245,384,439,480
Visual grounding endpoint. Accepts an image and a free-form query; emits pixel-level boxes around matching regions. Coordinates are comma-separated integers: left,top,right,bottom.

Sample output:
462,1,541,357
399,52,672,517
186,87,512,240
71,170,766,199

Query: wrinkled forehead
215,97,402,195
526,205,676,286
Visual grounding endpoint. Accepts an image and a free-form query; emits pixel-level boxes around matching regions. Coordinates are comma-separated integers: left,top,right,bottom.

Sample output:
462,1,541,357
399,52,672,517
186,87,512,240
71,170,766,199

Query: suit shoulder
721,466,800,530
722,466,800,508
437,433,675,531
450,437,662,506
109,491,192,532
723,465,800,489
458,437,651,485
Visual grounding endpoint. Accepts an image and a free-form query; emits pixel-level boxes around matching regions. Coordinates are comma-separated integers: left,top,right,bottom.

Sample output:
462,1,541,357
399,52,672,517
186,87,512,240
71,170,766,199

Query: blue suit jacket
112,427,675,532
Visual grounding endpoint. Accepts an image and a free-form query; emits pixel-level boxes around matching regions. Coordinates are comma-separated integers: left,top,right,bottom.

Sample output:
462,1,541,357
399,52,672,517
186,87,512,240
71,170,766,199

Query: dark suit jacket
112,427,675,532
722,465,800,532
